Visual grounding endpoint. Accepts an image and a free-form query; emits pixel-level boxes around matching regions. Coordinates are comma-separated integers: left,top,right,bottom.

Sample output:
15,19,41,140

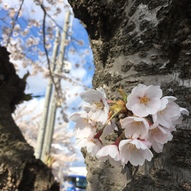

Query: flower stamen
150,128,159,135
139,96,150,105
128,144,137,152
95,99,104,110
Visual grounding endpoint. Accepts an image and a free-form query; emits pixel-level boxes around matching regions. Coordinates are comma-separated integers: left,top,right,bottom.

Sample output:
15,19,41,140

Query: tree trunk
0,47,59,191
69,0,191,190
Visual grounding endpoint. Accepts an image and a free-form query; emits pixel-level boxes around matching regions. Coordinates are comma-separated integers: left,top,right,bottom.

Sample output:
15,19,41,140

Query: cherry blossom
148,123,173,153
75,127,102,157
71,109,107,157
74,125,103,157
96,144,121,166
126,84,162,117
119,139,153,166
102,119,118,136
70,111,96,130
75,126,95,140
152,96,189,128
173,107,189,125
80,88,109,124
70,85,189,167
121,116,149,139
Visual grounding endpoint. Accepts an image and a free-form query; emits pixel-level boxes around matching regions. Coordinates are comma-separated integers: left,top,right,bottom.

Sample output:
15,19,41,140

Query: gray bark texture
69,0,191,190
0,47,59,191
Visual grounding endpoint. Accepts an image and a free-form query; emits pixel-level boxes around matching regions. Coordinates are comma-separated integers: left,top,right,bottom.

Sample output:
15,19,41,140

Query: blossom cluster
70,84,189,166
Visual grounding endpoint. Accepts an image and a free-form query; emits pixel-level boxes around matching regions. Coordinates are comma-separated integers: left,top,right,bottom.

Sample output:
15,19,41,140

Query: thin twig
37,2,80,44
40,3,60,98
6,0,25,46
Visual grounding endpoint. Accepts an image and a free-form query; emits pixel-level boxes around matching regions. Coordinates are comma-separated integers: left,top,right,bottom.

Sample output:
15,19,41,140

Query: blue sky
0,0,94,95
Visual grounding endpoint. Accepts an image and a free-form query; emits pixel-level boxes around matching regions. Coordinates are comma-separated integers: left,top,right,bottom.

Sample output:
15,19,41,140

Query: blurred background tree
0,0,93,190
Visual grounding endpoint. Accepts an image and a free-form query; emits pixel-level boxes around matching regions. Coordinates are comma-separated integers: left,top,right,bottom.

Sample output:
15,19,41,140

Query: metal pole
34,29,60,159
41,10,71,162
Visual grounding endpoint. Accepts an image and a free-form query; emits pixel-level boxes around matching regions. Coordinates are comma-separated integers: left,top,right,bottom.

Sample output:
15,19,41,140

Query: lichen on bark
69,0,191,190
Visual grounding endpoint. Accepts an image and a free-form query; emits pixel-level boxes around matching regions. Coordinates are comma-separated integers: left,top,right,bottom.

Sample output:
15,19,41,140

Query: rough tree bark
0,47,59,191
69,0,191,190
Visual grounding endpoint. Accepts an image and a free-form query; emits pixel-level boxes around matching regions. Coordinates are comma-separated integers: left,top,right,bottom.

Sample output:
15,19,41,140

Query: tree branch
6,0,24,46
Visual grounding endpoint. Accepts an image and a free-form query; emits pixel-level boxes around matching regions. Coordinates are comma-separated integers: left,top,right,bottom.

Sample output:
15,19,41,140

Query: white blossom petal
126,84,162,117
121,116,149,139
119,139,153,166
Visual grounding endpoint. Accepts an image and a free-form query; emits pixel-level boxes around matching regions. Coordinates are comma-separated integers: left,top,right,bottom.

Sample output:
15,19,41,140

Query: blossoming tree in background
0,0,93,190
13,104,77,181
